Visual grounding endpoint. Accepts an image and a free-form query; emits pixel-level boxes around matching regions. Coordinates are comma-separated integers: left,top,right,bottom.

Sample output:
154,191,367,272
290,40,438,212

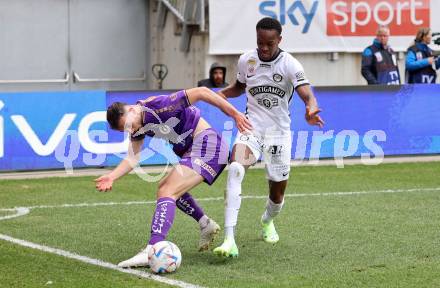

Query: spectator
361,25,400,85
406,27,440,84
197,62,229,88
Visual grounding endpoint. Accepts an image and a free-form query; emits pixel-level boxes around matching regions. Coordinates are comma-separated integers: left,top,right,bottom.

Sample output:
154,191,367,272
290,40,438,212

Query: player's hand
233,112,253,133
94,175,114,192
305,107,324,128
428,57,434,65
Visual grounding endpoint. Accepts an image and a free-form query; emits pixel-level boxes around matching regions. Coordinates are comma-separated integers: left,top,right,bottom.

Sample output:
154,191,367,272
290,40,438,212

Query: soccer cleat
213,239,239,258
198,218,221,251
117,245,151,268
261,220,279,244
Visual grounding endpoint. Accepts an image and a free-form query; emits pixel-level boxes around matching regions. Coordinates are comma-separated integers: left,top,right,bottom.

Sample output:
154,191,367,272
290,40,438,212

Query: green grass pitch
0,162,439,287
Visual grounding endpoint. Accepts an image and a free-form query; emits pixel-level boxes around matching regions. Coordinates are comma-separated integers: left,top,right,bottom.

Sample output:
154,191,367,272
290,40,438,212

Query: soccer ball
148,241,182,273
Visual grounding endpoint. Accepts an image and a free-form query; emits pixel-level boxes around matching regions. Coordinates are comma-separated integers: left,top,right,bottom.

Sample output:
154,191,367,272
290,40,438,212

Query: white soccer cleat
198,218,221,251
117,245,151,268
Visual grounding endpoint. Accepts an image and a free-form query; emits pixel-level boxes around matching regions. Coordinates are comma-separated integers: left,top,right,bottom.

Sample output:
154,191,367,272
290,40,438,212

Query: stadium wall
0,85,439,171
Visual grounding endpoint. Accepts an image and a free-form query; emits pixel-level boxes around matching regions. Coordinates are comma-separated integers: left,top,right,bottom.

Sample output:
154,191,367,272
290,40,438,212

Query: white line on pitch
1,186,438,211
0,233,204,288
0,207,30,220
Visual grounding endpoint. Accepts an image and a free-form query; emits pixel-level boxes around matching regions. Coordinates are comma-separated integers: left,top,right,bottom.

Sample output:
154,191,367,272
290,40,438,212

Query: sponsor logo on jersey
273,74,283,82
248,85,286,98
260,63,271,68
247,58,257,66
193,158,217,177
295,71,306,82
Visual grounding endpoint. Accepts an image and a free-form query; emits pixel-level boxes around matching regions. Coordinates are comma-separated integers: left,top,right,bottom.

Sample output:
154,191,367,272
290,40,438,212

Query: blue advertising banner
0,91,106,171
308,85,440,159
186,85,440,160
0,85,439,171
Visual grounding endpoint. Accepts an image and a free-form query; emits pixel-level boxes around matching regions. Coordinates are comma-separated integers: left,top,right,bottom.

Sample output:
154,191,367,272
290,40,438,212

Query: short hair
107,102,126,130
376,25,390,35
256,17,282,35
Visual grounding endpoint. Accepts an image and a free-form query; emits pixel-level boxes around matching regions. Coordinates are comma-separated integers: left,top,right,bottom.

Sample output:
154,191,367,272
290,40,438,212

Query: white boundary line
0,207,30,220
0,233,203,288
1,186,439,288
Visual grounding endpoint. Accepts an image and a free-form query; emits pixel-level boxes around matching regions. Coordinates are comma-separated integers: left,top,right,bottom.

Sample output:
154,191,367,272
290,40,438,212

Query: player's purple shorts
179,128,228,185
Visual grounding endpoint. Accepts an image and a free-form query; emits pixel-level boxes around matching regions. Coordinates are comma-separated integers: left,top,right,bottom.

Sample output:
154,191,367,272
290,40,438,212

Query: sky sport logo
326,0,430,36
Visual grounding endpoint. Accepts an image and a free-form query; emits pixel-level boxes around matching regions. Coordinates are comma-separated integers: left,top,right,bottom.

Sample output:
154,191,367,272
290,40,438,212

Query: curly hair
256,17,282,35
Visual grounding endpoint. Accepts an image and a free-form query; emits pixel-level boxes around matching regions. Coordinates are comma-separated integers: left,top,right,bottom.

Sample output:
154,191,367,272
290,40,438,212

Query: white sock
261,198,284,224
224,162,245,241
225,227,235,242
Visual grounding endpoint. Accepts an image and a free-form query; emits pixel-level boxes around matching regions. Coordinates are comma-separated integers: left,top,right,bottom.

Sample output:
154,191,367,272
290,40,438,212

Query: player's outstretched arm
186,87,252,132
94,138,144,192
218,80,246,99
296,84,325,128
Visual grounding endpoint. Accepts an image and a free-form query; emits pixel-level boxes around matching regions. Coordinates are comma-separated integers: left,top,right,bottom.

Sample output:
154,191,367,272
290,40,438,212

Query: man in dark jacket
361,25,400,85
198,62,229,88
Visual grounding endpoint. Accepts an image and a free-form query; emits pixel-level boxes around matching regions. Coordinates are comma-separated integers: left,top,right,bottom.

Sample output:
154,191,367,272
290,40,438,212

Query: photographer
406,28,440,84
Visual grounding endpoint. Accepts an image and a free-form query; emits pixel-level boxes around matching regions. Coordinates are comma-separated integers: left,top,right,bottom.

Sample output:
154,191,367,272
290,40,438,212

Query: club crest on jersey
248,85,286,98
257,97,279,109
273,74,282,82
169,93,178,101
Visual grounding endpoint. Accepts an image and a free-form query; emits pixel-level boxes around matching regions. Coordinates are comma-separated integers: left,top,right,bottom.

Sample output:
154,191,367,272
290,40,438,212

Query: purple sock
149,197,176,245
176,192,205,222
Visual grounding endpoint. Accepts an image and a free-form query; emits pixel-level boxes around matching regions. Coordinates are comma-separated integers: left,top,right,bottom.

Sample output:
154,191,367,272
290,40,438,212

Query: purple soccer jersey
132,90,228,185
133,90,200,157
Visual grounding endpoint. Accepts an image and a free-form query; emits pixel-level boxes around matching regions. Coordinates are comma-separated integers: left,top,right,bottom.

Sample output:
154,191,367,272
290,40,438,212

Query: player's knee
157,181,178,199
269,191,285,204
232,145,256,166
228,161,245,183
